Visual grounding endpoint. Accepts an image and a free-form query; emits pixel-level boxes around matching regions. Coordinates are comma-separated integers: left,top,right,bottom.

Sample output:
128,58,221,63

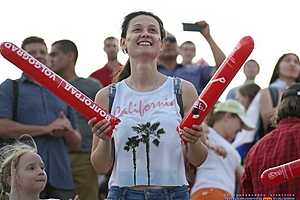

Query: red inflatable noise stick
0,42,120,137
178,36,254,141
261,159,300,186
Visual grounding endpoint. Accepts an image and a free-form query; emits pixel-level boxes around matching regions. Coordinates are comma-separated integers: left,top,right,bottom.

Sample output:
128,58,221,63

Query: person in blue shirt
158,22,226,94
0,36,81,200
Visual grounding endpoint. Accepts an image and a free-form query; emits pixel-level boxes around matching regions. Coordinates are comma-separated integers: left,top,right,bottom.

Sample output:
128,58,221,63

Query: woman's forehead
129,15,160,27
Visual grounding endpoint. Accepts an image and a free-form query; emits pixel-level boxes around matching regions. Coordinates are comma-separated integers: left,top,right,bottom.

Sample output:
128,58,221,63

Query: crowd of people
0,10,300,200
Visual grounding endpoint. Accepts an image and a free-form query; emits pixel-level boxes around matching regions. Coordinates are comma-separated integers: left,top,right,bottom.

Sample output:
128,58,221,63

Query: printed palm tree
132,122,165,185
124,135,140,185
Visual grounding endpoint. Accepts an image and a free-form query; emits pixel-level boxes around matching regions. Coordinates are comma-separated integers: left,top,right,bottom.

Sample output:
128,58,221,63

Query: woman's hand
88,117,112,140
180,123,208,144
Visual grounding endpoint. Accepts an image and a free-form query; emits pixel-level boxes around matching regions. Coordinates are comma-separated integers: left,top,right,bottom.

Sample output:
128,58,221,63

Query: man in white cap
190,100,254,200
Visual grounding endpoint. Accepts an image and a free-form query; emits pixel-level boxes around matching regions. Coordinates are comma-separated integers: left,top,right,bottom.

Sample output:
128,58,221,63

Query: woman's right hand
88,117,113,140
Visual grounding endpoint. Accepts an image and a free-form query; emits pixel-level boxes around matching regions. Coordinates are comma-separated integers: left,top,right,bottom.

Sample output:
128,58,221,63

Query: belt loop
121,187,128,200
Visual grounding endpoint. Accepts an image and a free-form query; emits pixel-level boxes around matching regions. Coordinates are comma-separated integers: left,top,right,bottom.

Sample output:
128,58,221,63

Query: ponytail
116,60,131,82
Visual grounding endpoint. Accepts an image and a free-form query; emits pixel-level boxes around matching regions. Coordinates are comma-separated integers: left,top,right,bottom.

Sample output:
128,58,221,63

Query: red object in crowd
179,36,254,134
0,42,120,137
260,159,300,186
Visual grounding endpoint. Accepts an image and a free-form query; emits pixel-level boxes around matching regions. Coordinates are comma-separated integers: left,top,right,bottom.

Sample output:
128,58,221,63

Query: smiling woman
89,10,208,200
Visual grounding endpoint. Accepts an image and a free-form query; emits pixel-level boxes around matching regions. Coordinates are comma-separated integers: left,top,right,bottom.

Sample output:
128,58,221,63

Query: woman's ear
159,41,163,52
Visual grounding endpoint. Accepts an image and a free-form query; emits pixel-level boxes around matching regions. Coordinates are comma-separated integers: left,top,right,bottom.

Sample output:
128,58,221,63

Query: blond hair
0,135,37,200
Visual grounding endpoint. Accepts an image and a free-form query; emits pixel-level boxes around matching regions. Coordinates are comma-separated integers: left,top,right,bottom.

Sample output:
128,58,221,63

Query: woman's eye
149,28,157,33
133,28,141,32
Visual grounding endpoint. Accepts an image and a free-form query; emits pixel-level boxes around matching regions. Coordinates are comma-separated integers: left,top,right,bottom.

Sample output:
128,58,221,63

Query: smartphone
182,23,202,32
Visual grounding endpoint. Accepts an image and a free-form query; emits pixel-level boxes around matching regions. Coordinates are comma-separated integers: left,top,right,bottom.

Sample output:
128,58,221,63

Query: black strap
173,78,184,118
269,87,279,107
108,83,116,113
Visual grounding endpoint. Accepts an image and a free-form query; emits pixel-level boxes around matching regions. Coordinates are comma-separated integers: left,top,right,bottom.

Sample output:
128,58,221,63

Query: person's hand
57,111,73,131
88,117,112,140
206,141,227,158
195,20,210,39
49,111,73,137
196,123,227,158
180,124,208,144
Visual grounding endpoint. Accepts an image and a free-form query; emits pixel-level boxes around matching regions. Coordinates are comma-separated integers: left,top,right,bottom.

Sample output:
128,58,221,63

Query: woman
259,53,300,135
89,11,208,200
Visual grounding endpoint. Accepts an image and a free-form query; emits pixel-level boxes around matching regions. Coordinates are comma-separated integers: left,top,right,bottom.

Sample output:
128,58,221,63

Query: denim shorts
106,185,189,200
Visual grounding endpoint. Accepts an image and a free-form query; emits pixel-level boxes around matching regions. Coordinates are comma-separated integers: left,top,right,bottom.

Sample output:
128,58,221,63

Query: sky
1,0,300,100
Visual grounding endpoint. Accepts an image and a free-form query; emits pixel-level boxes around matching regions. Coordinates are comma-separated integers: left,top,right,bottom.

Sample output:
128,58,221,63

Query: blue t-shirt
158,64,214,94
0,75,76,190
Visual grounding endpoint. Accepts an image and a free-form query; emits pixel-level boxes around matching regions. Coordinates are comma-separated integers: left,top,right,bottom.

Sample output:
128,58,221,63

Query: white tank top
109,77,188,188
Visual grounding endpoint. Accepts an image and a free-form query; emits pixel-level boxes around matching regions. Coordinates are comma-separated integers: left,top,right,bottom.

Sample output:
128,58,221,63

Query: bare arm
196,21,226,68
181,80,208,167
259,88,278,131
52,112,82,151
0,119,51,138
236,164,244,187
0,115,81,151
90,86,115,174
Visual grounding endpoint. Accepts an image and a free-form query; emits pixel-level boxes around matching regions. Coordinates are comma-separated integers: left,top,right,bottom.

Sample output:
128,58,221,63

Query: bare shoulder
180,79,198,112
180,79,197,94
259,87,272,103
94,85,111,111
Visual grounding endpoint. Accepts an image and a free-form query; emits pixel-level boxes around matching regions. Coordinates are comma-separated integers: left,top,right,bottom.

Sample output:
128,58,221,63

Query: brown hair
276,83,300,123
238,83,261,103
116,11,166,82
269,53,300,85
0,136,37,199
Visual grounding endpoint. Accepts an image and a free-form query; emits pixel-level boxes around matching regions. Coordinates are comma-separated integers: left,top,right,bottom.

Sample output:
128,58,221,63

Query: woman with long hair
89,11,208,200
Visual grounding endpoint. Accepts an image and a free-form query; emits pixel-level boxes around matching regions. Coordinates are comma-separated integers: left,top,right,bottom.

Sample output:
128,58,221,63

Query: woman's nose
140,30,150,37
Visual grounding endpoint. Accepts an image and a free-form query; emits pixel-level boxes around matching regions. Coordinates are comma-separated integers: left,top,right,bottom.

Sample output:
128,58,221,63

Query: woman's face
278,54,300,80
15,152,47,193
121,15,162,59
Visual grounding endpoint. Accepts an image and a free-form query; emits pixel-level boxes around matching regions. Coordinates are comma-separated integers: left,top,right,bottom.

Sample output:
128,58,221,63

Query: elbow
191,145,208,167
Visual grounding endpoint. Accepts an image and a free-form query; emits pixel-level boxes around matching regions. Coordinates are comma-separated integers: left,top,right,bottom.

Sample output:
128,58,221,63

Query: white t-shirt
109,77,187,188
191,128,241,196
233,79,287,148
232,92,260,147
